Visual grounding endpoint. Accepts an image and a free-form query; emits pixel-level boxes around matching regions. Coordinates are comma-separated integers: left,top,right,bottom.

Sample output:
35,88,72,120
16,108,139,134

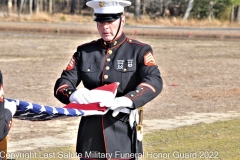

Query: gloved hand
99,96,133,117
4,100,17,116
69,88,93,104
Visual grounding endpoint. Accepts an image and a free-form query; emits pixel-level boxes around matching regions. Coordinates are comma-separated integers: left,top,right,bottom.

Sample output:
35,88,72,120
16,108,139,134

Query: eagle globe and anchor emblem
99,1,104,7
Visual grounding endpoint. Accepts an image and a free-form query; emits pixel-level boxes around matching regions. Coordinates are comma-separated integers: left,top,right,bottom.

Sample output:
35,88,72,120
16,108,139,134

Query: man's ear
121,16,126,26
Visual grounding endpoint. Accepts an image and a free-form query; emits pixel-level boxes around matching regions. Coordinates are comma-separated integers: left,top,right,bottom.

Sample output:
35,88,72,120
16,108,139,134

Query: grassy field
143,119,240,160
11,118,240,160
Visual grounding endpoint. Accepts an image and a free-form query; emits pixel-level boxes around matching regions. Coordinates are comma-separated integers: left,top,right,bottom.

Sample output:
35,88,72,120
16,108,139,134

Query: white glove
129,109,143,141
4,99,17,116
129,109,139,129
99,96,133,117
69,88,93,104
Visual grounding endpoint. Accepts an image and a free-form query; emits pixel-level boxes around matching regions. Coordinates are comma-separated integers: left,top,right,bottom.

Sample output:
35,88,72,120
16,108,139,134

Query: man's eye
98,21,114,25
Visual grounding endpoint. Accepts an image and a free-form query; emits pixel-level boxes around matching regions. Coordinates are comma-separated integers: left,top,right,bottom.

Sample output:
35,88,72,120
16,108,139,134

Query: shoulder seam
79,39,101,47
126,38,145,46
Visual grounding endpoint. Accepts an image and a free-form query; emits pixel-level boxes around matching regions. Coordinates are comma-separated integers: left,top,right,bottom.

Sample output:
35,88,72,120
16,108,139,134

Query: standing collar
101,32,126,48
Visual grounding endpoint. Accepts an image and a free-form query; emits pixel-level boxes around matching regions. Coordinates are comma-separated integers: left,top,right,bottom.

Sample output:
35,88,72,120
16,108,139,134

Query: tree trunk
39,0,43,12
159,0,163,16
19,0,24,16
208,0,215,21
7,0,12,16
13,0,17,13
32,0,38,14
183,0,194,20
231,5,235,23
22,0,27,12
29,0,33,15
79,0,82,14
44,0,48,11
142,0,146,15
134,0,140,19
237,6,240,23
70,0,76,14
49,0,52,14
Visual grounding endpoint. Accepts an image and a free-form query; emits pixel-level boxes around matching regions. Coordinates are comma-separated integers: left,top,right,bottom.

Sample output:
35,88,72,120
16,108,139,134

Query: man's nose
103,23,110,29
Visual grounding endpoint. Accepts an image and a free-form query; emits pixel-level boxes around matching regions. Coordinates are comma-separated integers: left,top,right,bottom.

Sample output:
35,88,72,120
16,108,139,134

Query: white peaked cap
86,0,131,14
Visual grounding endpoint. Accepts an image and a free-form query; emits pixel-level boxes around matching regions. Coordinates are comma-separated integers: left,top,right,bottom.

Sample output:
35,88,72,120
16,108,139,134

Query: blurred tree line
1,0,240,22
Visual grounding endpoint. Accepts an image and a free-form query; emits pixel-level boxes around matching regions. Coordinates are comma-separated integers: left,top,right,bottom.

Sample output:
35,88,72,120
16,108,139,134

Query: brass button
104,42,107,45
104,75,108,79
108,50,112,54
69,91,72,94
123,68,127,72
106,66,110,70
131,94,134,97
87,69,90,72
128,39,132,42
107,58,111,62
114,41,117,45
136,90,139,93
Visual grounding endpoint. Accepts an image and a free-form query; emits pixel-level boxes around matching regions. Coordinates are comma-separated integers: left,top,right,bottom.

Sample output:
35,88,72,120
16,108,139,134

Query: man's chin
102,36,113,42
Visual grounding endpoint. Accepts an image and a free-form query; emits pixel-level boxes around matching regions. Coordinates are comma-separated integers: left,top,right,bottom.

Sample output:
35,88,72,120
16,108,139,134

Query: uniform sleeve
124,46,163,109
54,51,81,104
0,71,12,141
0,109,12,142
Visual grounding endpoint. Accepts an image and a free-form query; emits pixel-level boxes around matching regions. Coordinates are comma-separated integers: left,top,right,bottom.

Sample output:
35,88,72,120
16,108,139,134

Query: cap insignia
99,1,104,7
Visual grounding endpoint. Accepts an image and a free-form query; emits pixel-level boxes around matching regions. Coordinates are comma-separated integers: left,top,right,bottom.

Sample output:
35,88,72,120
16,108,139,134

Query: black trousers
76,110,143,159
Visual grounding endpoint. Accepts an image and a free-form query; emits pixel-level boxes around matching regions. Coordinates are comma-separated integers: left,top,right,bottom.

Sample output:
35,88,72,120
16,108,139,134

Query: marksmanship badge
127,59,133,67
117,60,124,70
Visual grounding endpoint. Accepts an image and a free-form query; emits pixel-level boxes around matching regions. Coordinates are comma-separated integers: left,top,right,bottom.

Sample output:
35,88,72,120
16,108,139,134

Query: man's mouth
103,32,111,36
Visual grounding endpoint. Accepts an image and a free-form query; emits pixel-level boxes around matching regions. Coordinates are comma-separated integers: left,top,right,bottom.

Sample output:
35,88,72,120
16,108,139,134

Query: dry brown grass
1,12,240,27
0,12,94,23
126,15,240,27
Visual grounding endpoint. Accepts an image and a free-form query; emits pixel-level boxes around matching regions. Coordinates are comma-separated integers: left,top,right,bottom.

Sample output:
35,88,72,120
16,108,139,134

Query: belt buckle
137,124,143,134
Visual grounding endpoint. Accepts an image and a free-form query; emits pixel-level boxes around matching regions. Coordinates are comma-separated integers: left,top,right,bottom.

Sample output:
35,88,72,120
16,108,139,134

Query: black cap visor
94,13,123,22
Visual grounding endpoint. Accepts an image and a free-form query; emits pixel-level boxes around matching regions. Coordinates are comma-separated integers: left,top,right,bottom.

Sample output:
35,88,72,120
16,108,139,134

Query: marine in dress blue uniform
0,71,16,160
54,0,163,159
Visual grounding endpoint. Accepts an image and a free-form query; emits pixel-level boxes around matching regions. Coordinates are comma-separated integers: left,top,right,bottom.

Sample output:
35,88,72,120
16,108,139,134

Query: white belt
110,108,130,114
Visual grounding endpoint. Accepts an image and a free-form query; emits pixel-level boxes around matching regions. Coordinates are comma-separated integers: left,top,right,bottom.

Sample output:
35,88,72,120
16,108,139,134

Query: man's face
97,16,125,41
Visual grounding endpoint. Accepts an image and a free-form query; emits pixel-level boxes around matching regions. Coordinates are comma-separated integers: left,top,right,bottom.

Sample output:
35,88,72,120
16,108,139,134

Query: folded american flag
5,82,118,121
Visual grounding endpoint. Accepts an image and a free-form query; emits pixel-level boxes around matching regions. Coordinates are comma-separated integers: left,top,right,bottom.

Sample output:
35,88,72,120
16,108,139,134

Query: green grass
10,119,240,160
143,119,240,160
